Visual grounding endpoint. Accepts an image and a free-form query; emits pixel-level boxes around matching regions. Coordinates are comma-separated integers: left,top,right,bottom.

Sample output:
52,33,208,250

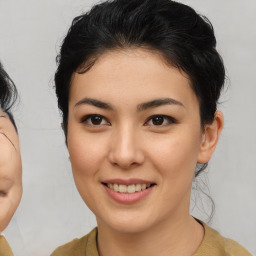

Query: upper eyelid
81,114,110,125
145,115,177,123
80,114,176,126
81,114,105,120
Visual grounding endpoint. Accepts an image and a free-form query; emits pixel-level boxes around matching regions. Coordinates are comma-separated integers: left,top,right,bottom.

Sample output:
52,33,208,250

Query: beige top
0,235,14,256
50,223,252,256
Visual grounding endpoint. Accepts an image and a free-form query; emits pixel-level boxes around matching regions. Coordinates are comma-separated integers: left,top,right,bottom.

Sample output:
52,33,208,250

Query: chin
105,220,152,234
96,209,157,234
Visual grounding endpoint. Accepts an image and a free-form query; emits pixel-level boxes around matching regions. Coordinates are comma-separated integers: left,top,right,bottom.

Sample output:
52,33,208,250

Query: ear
197,110,224,163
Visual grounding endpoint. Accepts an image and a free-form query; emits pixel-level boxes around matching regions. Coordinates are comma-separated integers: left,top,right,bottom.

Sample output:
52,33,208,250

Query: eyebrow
75,98,113,110
137,98,184,111
74,97,184,111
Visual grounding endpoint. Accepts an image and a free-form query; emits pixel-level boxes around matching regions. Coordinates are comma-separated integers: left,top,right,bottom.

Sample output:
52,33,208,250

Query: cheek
145,133,201,210
0,187,22,232
145,128,201,181
0,147,22,232
67,129,108,179
0,140,22,184
67,129,110,213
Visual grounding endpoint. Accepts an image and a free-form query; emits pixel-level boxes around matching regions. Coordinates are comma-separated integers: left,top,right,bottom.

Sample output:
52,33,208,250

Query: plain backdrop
0,0,255,255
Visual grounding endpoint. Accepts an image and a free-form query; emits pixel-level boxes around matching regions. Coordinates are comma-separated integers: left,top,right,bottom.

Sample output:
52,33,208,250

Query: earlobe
197,111,224,163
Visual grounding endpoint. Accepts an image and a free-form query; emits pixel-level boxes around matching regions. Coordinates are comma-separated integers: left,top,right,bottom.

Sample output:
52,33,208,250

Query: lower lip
104,185,154,204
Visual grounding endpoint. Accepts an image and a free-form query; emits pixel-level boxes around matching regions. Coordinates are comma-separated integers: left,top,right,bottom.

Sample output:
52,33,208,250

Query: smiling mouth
102,183,155,194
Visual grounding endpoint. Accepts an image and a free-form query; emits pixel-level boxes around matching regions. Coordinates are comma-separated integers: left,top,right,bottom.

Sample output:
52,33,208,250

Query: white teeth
127,184,135,193
141,184,146,190
119,185,127,193
135,184,142,192
106,183,152,193
114,184,119,192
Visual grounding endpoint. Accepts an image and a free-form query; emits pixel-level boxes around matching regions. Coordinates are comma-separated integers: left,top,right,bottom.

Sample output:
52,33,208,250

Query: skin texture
67,49,223,256
0,109,22,232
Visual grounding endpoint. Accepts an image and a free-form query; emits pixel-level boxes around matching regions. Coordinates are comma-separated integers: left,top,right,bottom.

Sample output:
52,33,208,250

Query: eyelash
80,114,110,126
145,115,177,127
81,114,177,128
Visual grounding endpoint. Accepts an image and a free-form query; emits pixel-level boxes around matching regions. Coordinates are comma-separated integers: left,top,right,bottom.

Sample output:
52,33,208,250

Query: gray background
0,0,255,255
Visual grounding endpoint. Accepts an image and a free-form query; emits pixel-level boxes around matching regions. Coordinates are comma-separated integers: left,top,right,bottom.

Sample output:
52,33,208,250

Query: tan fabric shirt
50,223,252,256
0,235,14,256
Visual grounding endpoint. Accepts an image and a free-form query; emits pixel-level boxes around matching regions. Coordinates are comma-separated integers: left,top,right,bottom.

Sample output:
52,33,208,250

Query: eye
81,114,110,126
0,191,6,197
145,115,176,126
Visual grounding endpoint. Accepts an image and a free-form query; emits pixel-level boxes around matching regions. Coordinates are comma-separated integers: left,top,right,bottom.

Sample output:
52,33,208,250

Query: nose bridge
108,122,144,169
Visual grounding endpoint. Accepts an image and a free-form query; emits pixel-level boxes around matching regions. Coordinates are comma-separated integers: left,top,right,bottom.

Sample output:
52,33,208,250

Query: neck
97,214,204,256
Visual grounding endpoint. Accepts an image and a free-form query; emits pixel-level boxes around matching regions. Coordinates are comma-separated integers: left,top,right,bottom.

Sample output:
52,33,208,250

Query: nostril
111,159,140,170
108,139,145,169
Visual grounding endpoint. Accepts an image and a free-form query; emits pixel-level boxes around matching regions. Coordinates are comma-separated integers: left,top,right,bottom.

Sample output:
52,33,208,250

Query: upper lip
101,179,155,186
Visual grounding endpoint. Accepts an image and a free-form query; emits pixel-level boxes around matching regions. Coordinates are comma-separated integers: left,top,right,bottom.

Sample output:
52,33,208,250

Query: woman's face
0,110,22,232
67,49,217,233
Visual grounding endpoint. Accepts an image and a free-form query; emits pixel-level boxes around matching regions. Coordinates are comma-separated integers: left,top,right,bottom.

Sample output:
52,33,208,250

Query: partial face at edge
66,48,221,233
0,109,22,232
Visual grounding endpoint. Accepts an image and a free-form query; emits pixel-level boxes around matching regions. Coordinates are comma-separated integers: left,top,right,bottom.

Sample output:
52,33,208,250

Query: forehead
69,49,197,107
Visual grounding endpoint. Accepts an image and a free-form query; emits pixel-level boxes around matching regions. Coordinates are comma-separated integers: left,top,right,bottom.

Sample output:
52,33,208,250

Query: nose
108,125,145,169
